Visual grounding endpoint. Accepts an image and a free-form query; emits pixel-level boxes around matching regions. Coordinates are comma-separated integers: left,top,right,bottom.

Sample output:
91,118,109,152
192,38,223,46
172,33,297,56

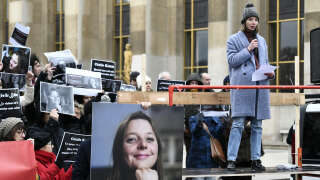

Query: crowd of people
0,2,276,180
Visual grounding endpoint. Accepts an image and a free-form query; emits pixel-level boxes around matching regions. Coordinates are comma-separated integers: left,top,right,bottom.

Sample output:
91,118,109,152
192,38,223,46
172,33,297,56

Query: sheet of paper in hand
252,64,277,81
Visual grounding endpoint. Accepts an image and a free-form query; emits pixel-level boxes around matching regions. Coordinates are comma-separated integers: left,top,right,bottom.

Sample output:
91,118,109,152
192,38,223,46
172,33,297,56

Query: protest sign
0,88,20,119
66,67,102,96
157,79,186,91
120,84,136,92
9,23,30,46
101,79,122,93
91,59,116,79
56,132,91,169
1,44,31,75
40,82,74,115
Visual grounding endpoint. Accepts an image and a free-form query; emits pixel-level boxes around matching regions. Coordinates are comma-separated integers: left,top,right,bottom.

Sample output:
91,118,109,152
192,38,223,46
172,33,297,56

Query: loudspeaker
310,28,320,84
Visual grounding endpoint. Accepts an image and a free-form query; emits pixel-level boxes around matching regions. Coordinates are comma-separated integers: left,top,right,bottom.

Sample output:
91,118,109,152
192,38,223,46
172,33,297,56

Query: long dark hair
110,111,163,180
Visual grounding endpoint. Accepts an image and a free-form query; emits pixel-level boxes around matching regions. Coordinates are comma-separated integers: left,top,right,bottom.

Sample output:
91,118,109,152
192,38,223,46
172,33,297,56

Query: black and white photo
40,82,74,115
101,79,122,93
66,68,102,96
1,44,31,75
9,23,30,46
0,73,26,90
120,84,136,92
91,59,116,79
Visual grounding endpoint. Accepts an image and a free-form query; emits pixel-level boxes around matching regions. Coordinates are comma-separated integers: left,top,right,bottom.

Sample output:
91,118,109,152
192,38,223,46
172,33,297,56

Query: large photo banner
0,88,21,119
91,103,184,180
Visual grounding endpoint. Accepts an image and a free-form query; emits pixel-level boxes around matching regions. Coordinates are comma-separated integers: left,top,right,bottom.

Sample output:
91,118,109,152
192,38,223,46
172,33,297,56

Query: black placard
101,79,122,93
91,59,116,80
56,132,91,169
0,88,21,119
157,79,185,92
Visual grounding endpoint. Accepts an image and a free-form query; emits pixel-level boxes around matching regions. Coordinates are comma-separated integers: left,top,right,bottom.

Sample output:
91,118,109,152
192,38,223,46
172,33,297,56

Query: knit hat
27,126,52,150
0,117,23,140
186,73,203,85
223,75,230,85
241,3,259,24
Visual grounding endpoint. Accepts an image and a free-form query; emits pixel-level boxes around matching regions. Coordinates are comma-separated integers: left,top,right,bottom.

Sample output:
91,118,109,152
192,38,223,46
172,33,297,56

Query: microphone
253,30,258,55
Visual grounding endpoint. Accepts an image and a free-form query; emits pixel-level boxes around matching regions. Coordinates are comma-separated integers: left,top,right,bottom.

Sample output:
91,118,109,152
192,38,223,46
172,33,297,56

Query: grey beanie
241,3,259,24
0,117,23,140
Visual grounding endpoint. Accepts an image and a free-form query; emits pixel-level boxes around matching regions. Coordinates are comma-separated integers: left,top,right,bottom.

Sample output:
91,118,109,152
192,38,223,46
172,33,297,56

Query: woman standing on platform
226,3,274,171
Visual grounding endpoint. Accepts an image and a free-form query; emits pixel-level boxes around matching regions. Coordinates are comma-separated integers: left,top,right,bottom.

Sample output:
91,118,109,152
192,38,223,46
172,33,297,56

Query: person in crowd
72,137,91,180
158,72,171,81
110,111,163,180
30,53,42,85
28,125,72,180
130,71,140,88
200,72,215,92
226,3,274,171
59,101,84,134
200,73,211,86
186,113,224,179
0,117,25,141
184,73,203,162
27,109,64,155
137,74,153,92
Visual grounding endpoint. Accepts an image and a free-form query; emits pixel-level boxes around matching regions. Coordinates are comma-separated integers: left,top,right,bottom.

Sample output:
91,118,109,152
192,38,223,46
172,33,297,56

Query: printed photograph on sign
0,73,26,91
90,59,116,80
40,82,74,115
1,44,31,75
101,79,122,93
0,88,21,119
120,84,136,92
91,103,184,180
65,67,102,96
44,49,77,83
9,23,30,46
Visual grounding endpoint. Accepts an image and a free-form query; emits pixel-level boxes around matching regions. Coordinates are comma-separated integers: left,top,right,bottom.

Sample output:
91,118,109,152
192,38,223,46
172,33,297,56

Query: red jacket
35,150,72,180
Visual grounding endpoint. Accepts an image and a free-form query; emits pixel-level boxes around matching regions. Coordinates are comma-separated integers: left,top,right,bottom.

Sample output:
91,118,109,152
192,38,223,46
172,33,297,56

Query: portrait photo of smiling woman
111,111,163,180
91,104,184,180
1,45,30,75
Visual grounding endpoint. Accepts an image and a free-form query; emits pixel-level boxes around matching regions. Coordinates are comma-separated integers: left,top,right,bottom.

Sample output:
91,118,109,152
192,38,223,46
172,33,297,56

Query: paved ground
183,146,320,180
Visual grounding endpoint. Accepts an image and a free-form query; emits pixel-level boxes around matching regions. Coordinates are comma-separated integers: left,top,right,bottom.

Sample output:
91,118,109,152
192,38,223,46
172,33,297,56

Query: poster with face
65,68,103,96
40,82,75,115
91,104,184,180
1,44,31,75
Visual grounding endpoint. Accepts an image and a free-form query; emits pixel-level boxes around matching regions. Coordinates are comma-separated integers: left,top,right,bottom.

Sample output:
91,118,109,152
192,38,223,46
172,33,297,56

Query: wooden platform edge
117,92,305,106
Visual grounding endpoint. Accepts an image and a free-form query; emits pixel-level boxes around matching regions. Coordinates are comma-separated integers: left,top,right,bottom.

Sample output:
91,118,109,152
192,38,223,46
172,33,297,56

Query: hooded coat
35,150,72,180
227,31,271,120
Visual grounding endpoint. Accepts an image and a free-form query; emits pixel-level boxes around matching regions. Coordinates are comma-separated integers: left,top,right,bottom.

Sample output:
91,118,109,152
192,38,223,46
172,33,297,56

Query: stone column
0,0,7,44
304,0,320,94
208,0,229,86
8,0,56,63
64,0,113,69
